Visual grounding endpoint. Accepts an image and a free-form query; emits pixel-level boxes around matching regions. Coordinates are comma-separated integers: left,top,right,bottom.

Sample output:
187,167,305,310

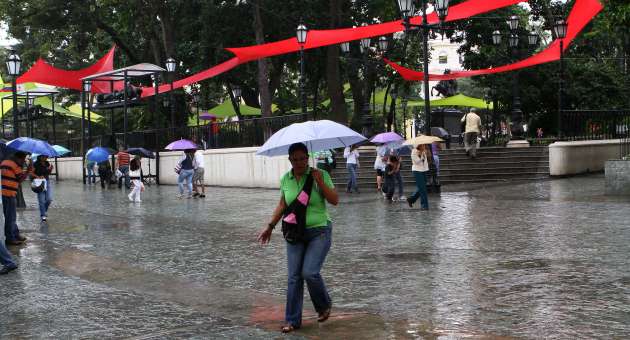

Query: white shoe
399,195,406,200
128,194,134,202
382,192,387,199
176,194,184,199
134,199,142,203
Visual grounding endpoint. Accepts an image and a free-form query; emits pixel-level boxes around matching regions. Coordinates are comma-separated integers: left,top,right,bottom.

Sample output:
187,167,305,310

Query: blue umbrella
7,137,58,157
32,145,72,159
53,145,71,156
86,147,113,163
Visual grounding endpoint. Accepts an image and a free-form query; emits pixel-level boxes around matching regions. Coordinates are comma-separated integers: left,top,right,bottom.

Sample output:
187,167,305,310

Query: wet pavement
1,174,629,339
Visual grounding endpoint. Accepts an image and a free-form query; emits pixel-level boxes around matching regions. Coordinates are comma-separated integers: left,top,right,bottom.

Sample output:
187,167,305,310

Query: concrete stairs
330,146,549,188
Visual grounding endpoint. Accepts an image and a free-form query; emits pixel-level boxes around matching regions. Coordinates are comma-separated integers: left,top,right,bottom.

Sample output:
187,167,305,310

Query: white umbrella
256,120,367,157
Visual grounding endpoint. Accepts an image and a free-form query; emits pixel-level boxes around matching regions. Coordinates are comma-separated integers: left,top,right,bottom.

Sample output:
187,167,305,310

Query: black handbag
281,172,314,244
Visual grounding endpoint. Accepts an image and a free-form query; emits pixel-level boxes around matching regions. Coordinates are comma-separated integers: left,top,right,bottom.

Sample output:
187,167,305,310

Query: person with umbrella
29,155,54,221
177,149,197,199
1,151,28,245
257,142,339,333
406,143,433,210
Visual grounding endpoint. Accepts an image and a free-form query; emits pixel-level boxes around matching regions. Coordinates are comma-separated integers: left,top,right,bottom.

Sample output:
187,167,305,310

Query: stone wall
53,147,292,189
549,139,622,176
605,160,630,195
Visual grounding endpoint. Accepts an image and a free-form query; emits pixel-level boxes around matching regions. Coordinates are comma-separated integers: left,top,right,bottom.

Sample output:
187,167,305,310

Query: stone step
440,161,549,170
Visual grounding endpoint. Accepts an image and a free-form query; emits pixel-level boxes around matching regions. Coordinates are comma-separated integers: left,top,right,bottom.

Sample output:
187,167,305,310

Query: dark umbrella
126,147,156,159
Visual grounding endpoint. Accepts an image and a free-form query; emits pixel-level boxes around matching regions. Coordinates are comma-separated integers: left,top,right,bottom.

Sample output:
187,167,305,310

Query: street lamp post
26,96,34,137
194,93,201,127
360,32,373,137
296,22,309,115
553,19,568,138
84,81,92,146
397,0,450,135
6,51,21,138
493,17,538,141
165,57,177,129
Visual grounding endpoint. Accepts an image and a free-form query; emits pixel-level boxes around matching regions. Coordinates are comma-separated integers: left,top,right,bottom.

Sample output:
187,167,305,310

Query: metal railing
59,113,312,155
562,110,630,141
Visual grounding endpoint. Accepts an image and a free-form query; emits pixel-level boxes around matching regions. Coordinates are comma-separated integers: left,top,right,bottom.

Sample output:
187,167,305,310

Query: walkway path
1,175,629,338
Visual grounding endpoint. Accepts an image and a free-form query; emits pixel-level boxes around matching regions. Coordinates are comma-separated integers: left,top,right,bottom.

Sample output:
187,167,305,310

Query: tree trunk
253,0,273,118
326,0,347,123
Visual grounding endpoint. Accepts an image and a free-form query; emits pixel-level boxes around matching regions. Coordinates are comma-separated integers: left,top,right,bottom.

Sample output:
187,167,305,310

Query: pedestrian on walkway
30,155,54,222
257,142,338,333
127,158,144,203
407,144,431,210
384,155,399,201
177,150,196,199
2,152,28,245
115,146,131,189
98,160,112,189
374,145,387,195
85,159,96,184
344,145,360,193
461,108,482,158
390,148,405,201
192,149,206,198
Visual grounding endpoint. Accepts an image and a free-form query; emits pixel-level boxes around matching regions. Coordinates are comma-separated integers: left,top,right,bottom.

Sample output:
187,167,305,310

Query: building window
438,51,448,64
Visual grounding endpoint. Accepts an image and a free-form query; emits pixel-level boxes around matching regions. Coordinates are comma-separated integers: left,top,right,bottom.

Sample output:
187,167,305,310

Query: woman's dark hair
288,142,308,155
389,155,398,163
130,158,140,171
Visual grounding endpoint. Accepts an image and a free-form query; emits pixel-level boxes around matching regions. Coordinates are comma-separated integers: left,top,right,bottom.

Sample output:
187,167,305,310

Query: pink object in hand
283,213,297,224
297,191,310,205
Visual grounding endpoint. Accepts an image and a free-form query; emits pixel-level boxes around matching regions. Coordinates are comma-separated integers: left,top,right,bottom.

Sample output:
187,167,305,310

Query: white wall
549,139,622,176
54,147,292,189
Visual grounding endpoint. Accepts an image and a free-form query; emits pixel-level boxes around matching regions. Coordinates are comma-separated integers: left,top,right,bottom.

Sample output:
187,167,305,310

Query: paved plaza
1,174,629,339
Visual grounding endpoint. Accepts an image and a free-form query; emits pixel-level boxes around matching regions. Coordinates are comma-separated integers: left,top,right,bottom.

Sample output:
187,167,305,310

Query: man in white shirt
192,150,206,198
461,108,482,158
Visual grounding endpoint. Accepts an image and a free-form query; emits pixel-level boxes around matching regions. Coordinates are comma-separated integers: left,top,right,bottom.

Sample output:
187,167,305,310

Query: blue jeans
346,163,358,192
394,171,404,196
2,196,19,242
37,180,53,218
285,224,332,327
409,171,429,209
118,165,130,189
178,169,194,195
86,167,96,183
0,235,16,268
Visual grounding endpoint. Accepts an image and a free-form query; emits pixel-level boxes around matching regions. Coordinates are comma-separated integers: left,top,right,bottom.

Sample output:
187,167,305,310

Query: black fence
562,110,630,141
61,113,312,155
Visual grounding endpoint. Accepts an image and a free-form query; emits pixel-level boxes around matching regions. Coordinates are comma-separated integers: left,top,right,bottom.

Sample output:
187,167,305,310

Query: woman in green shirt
258,143,339,333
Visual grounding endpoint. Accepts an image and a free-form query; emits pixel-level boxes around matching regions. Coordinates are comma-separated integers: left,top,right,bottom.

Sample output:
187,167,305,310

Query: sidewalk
1,175,629,338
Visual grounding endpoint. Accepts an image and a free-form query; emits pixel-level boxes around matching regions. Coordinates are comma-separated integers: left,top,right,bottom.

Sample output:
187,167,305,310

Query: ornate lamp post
194,93,201,127
296,22,309,115
397,0,451,135
83,80,92,145
360,30,373,137
6,51,21,137
493,16,538,141
232,85,242,116
553,19,568,138
165,57,177,128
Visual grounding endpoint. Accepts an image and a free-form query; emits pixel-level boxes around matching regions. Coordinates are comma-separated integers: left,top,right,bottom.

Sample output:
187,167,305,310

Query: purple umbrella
199,112,217,121
165,139,198,151
370,132,404,144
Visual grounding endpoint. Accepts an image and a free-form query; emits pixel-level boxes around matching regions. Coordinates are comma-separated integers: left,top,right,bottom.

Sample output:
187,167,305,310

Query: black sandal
281,324,297,333
317,307,332,322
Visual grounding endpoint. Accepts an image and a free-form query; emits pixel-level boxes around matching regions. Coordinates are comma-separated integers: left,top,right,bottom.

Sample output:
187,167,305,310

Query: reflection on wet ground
1,174,629,339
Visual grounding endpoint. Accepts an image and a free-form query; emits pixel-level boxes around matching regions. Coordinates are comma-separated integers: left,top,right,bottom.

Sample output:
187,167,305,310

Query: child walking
127,158,144,202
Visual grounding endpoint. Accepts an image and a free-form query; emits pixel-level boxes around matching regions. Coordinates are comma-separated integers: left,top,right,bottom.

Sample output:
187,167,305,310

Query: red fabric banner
141,0,524,97
384,0,603,81
17,46,116,93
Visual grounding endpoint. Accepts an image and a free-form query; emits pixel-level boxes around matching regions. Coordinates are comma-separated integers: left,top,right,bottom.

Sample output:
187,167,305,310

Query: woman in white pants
127,158,144,202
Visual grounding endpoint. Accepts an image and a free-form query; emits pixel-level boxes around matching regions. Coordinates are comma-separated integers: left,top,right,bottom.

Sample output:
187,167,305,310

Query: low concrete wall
549,139,621,176
605,160,630,195
52,147,292,189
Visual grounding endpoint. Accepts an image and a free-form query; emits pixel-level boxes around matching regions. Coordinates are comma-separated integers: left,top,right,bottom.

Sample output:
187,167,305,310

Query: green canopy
429,94,493,109
208,100,263,118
